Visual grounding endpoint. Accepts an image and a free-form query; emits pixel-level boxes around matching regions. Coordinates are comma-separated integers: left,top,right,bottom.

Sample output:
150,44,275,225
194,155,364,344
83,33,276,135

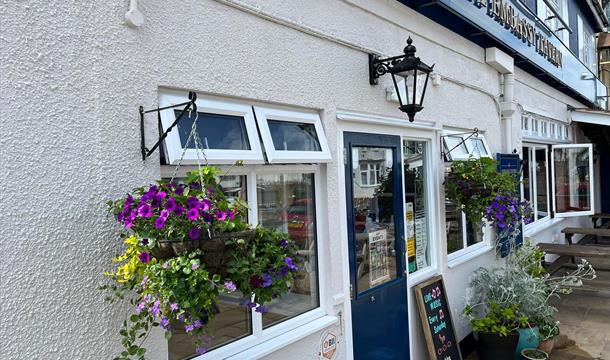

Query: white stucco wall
1,1,591,359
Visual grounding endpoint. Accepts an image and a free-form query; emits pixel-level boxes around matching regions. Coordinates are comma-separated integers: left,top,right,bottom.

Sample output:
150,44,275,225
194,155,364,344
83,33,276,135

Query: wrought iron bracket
368,53,408,85
140,91,197,161
440,128,479,160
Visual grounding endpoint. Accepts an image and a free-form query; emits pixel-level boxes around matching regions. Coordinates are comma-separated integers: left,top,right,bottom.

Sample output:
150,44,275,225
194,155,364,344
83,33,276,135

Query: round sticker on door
319,329,339,360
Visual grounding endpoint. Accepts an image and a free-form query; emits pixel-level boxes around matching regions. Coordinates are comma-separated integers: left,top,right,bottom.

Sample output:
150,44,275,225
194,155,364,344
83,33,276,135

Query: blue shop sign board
400,0,607,107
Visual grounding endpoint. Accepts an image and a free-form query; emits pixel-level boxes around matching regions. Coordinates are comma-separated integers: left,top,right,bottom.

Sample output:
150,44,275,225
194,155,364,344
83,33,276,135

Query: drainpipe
486,47,517,153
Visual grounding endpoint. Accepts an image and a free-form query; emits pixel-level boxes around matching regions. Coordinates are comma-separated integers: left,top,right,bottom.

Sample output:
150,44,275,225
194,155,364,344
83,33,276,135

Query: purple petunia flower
185,324,194,333
156,191,167,199
278,266,289,277
255,305,268,314
165,197,177,211
241,299,257,309
224,281,237,292
215,211,227,221
495,211,504,220
279,240,288,247
139,252,151,263
226,210,235,219
200,199,211,212
143,294,152,303
175,185,184,196
196,347,207,355
261,274,273,288
284,257,298,271
173,205,185,217
138,204,153,218
193,320,202,328
188,227,201,240
202,212,214,223
191,263,200,270
187,208,199,221
187,196,200,209
160,209,170,220
170,303,179,311
160,317,170,329
154,217,166,229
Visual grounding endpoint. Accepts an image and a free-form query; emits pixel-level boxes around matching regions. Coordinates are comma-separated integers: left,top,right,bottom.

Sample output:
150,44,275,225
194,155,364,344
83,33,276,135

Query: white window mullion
531,148,538,219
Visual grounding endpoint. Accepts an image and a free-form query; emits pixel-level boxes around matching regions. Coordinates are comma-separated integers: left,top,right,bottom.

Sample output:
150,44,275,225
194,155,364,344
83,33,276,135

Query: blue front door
344,132,409,360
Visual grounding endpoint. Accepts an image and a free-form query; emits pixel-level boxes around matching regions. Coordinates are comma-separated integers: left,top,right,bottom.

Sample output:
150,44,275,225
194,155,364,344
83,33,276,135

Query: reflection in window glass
176,111,251,150
522,147,533,223
256,173,319,328
445,200,464,254
468,138,488,157
535,148,549,219
554,147,591,212
351,147,397,293
403,140,429,274
267,120,322,151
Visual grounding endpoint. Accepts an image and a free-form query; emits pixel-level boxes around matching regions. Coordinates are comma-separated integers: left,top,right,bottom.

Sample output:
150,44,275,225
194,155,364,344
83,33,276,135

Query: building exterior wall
0,1,601,360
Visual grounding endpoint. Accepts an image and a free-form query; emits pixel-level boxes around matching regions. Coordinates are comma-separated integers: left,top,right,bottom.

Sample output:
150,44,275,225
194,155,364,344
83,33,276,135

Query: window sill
407,267,440,287
225,315,338,360
447,244,494,268
524,217,565,237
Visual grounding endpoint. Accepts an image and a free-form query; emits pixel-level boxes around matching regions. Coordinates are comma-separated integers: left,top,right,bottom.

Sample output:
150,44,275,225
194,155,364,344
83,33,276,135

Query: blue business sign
429,0,606,105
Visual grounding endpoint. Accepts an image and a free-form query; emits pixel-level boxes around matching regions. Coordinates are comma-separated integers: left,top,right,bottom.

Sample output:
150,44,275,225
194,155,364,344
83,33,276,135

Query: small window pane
444,136,469,160
445,199,464,254
267,120,322,151
404,140,430,274
465,220,484,247
176,111,251,150
469,138,488,157
535,148,549,219
554,147,591,213
256,173,319,328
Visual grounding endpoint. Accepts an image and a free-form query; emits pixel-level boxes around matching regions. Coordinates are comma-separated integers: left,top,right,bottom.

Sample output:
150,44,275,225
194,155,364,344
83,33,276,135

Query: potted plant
101,167,301,359
444,157,516,224
463,301,526,360
537,320,560,354
521,348,549,360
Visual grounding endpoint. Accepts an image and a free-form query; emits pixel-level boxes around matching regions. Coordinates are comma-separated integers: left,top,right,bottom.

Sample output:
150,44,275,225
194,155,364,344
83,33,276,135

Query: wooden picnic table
537,243,610,258
561,227,610,245
591,213,610,228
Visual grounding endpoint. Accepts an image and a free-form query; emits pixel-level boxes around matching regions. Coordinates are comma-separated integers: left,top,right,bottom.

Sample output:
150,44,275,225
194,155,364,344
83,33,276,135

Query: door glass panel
403,140,429,274
352,147,397,293
553,146,592,213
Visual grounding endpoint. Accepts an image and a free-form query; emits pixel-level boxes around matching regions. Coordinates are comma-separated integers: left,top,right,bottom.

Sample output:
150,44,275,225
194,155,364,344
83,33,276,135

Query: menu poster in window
414,275,462,360
415,210,428,269
368,229,390,286
406,202,417,273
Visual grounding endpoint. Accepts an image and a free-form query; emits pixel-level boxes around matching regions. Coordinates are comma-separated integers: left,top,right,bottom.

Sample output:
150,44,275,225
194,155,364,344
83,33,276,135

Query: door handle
370,295,376,302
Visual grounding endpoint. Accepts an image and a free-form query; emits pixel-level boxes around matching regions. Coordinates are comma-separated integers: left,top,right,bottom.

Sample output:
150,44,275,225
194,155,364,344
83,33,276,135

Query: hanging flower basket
101,166,301,358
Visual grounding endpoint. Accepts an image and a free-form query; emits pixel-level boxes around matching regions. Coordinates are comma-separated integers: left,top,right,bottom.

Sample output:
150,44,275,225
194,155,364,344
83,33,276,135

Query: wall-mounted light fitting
369,37,435,122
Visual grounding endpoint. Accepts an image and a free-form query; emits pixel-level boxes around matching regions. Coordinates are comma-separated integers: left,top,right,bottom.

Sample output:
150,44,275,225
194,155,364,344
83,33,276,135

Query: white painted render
0,1,592,359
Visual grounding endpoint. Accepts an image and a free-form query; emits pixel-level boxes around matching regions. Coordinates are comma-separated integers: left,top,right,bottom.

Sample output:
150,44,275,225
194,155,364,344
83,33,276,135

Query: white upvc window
521,114,570,141
539,0,569,43
441,130,491,161
522,145,551,227
159,91,331,166
360,162,382,186
159,92,264,165
442,130,491,260
551,144,595,217
578,15,597,74
161,164,328,359
254,106,331,164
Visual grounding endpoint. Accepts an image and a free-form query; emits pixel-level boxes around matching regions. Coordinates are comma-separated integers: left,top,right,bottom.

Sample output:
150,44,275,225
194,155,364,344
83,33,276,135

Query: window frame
521,144,551,228
161,164,328,359
441,130,491,161
253,105,332,164
550,143,595,217
158,92,265,165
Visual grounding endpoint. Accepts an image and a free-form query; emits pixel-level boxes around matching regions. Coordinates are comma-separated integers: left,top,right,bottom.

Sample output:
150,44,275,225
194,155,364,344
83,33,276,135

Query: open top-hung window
159,92,331,165
159,92,264,164
551,144,595,217
442,131,491,161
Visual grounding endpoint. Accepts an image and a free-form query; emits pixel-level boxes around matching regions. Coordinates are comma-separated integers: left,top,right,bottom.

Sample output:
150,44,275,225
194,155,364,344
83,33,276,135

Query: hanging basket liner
152,229,256,276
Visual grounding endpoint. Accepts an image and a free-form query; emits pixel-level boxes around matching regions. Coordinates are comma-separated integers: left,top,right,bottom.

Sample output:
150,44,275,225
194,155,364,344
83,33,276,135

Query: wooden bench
561,227,610,245
591,213,610,228
537,243,610,274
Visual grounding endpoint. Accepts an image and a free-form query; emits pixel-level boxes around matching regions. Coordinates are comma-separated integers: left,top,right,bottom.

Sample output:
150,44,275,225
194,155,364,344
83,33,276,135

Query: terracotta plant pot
520,348,548,360
475,331,520,360
538,338,555,354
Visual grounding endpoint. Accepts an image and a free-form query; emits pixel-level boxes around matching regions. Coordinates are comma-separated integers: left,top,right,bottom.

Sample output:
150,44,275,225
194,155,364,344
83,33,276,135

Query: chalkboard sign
414,275,462,360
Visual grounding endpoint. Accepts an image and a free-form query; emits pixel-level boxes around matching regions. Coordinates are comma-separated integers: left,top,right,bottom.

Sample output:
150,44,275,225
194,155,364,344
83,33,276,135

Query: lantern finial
404,37,416,57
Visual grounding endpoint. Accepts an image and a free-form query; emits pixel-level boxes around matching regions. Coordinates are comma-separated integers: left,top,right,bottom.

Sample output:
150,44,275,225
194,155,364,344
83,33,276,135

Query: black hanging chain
140,91,198,161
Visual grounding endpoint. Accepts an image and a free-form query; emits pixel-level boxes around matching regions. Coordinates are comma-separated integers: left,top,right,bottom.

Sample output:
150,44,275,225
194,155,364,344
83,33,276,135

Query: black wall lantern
369,37,434,122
